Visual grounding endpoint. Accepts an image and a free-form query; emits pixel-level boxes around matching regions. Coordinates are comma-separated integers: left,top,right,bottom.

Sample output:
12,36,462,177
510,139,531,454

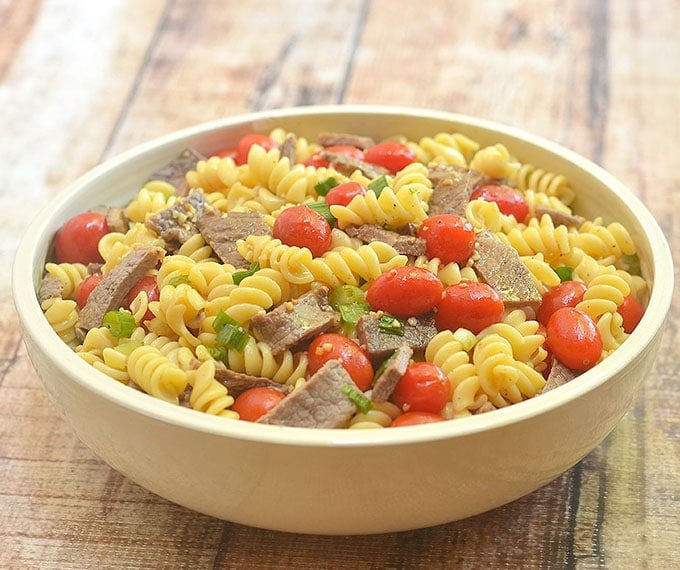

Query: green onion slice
341,384,372,414
102,310,136,338
212,310,250,352
555,266,573,282
314,177,339,196
233,262,260,285
308,201,336,225
115,339,143,356
367,175,389,196
206,345,229,363
452,327,477,351
168,274,190,286
212,310,240,333
378,314,405,336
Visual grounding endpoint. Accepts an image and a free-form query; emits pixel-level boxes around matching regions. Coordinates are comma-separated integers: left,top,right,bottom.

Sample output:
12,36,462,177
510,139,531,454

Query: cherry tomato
470,183,529,223
546,307,603,371
537,280,588,326
617,295,644,333
304,145,364,168
126,275,160,322
391,362,451,414
325,181,367,207
363,141,417,174
272,205,332,257
232,387,286,422
212,147,237,160
366,266,444,317
418,214,475,264
308,333,374,391
75,273,103,309
235,134,277,165
54,212,109,264
390,411,445,427
435,281,504,334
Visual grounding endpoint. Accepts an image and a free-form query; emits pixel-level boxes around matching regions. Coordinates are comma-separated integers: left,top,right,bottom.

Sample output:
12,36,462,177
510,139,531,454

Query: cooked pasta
39,124,650,427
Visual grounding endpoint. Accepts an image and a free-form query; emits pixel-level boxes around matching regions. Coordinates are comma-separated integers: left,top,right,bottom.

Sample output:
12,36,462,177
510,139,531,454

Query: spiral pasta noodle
127,345,188,404
44,262,88,300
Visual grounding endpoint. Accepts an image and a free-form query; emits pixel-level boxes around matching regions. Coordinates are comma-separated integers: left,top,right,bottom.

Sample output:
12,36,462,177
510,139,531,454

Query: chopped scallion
215,323,250,352
102,310,136,338
338,302,370,326
206,345,229,363
212,310,240,333
115,339,143,356
367,175,389,196
308,201,336,225
452,327,477,351
378,314,405,336
555,266,573,282
314,177,339,196
168,274,190,286
341,384,372,414
233,262,260,285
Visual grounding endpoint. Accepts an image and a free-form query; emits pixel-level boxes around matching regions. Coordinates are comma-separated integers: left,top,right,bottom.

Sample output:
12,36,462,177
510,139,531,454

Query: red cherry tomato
304,145,364,168
212,147,237,160
235,134,277,165
617,295,644,333
390,411,445,427
54,212,109,264
546,307,603,371
418,214,475,264
435,281,504,334
537,280,588,326
470,183,529,223
391,362,451,414
272,205,332,257
366,266,444,317
126,275,160,322
325,181,367,207
232,387,286,422
75,273,103,309
363,141,417,174
308,333,374,391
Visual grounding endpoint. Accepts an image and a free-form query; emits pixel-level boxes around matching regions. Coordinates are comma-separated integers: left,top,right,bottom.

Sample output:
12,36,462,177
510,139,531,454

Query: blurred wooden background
1,1,678,568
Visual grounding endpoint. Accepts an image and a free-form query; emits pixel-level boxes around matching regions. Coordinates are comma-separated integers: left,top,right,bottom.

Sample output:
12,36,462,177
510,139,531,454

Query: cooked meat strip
104,206,130,234
322,152,389,179
37,275,64,304
77,246,164,335
148,148,207,197
195,210,271,268
427,164,487,216
541,357,580,393
472,230,542,310
145,189,208,248
214,367,292,398
256,360,358,428
356,312,438,361
534,207,585,228
345,224,427,256
250,286,340,355
279,133,297,165
317,132,375,150
371,344,413,402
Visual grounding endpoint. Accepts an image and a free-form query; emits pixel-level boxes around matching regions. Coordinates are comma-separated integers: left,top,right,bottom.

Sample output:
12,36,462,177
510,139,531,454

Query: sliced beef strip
345,224,427,256
37,275,64,304
371,344,413,403
322,152,389,179
214,367,292,398
427,164,488,216
148,148,207,197
356,312,438,361
534,206,585,228
250,286,340,356
541,357,580,393
317,132,375,150
145,189,208,248
279,133,297,165
104,206,130,234
77,246,164,335
195,210,271,268
256,360,358,428
472,230,543,310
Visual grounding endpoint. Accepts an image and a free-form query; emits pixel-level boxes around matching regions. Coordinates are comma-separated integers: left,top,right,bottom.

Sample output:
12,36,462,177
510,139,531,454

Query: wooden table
2,1,678,567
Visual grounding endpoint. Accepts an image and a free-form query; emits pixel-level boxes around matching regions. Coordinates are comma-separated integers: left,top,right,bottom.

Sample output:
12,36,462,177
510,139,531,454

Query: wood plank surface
1,1,678,568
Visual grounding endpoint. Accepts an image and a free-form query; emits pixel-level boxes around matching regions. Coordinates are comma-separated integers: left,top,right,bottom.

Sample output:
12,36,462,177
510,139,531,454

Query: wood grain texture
1,0,678,568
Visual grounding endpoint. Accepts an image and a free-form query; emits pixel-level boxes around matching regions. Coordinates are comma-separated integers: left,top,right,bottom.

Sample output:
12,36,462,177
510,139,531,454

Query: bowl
12,105,673,534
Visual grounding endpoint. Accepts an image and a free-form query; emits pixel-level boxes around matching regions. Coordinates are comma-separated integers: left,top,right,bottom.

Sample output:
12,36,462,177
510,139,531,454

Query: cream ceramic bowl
12,106,673,535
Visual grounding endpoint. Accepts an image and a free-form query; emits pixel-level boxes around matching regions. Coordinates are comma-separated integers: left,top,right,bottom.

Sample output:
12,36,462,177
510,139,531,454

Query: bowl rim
12,104,675,448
